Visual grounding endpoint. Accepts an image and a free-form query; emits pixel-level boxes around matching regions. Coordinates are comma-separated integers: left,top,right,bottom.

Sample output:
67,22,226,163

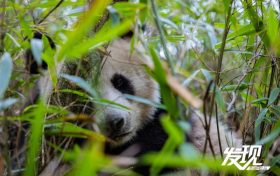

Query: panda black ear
25,32,55,74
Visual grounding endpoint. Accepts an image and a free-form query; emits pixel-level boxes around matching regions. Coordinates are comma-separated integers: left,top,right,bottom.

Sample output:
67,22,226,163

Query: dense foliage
0,0,279,175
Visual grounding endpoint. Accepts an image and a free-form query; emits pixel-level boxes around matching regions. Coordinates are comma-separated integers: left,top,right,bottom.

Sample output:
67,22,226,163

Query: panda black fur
24,34,243,176
104,108,170,175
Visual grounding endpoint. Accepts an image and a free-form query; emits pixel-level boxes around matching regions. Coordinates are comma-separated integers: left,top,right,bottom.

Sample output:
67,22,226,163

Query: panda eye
111,74,135,95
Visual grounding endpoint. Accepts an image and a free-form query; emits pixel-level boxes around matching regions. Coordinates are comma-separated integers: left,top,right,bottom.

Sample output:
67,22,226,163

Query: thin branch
215,103,223,158
37,0,64,24
150,0,175,75
203,0,234,156
202,81,216,157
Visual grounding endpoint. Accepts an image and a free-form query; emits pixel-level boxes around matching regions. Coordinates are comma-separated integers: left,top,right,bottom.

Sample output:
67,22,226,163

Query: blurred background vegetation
0,0,279,175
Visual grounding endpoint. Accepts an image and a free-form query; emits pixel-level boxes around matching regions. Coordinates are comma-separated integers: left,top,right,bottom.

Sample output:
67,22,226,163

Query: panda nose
108,117,125,131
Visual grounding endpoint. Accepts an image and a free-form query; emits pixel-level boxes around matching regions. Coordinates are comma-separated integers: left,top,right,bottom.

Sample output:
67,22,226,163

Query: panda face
96,39,160,145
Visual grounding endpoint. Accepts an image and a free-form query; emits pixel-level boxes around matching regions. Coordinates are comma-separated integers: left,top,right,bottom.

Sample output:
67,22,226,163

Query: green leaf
251,98,268,105
215,88,226,112
215,24,256,49
161,116,184,144
0,98,17,111
182,69,200,87
148,46,166,83
179,143,200,160
270,155,280,167
107,6,120,25
227,24,255,40
113,2,146,13
147,47,177,117
59,89,90,99
44,122,106,141
5,33,21,48
256,119,280,145
0,52,13,99
94,98,130,111
113,2,146,17
61,74,98,98
123,94,166,109
31,39,43,66
268,88,280,106
160,17,178,29
24,100,46,176
221,83,249,92
270,105,280,117
68,19,133,58
57,0,112,61
201,69,212,82
255,108,269,141
70,142,109,176
266,7,280,49
223,0,230,13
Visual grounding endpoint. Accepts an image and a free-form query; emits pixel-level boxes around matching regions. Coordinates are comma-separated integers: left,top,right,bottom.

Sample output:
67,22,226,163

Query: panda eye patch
111,74,135,95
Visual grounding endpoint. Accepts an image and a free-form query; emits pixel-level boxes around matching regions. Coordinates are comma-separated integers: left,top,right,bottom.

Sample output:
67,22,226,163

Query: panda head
96,38,160,145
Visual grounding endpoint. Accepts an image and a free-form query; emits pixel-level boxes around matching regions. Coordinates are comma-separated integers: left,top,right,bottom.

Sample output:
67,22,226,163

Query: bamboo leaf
268,88,280,106
57,0,112,61
44,122,106,141
68,19,133,58
221,83,249,92
215,88,226,112
0,52,13,99
31,39,43,66
256,119,280,145
61,74,98,98
0,98,17,111
255,108,268,141
24,100,46,176
123,94,166,109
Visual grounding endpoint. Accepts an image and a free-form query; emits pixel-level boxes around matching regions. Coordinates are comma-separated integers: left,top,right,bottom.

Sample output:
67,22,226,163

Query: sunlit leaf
31,39,43,66
61,74,98,98
266,7,280,50
0,52,13,99
182,69,200,87
57,0,112,61
0,98,17,111
94,98,130,111
201,69,212,82
67,19,133,58
124,94,166,109
251,98,268,105
70,142,110,176
45,122,106,141
24,100,46,176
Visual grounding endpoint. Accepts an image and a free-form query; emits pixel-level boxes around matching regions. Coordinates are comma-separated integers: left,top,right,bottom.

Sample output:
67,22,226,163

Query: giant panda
91,37,242,175
22,33,242,176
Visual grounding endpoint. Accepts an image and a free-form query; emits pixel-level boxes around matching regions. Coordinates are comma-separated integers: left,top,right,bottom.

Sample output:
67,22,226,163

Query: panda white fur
97,38,160,145
32,36,242,175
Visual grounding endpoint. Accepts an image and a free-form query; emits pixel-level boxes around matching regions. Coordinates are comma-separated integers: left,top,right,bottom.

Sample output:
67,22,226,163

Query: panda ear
25,32,55,74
